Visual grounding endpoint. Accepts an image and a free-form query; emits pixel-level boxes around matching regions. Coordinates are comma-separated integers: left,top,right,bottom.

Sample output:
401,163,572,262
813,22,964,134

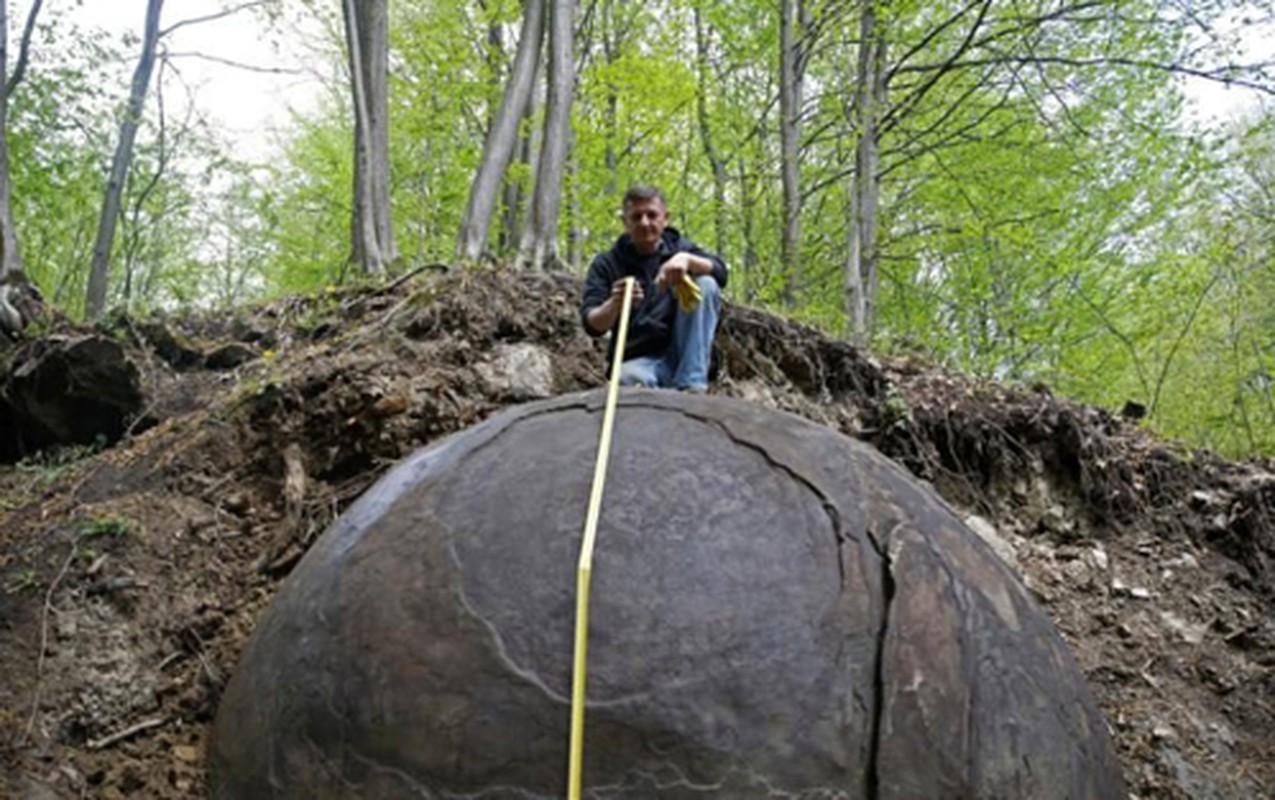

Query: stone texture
209,390,1125,799
476,342,555,400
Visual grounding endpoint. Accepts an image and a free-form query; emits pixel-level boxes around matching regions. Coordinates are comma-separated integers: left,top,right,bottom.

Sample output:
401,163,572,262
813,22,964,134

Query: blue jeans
619,275,721,392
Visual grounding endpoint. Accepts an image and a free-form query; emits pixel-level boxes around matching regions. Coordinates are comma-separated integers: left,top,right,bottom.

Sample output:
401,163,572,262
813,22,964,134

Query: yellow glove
673,274,703,313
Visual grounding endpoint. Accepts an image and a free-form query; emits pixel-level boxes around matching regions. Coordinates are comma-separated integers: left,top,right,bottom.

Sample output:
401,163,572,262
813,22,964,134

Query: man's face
622,198,668,255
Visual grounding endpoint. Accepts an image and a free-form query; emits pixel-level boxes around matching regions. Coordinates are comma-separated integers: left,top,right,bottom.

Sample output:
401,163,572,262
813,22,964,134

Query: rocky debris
202,343,257,371
0,334,143,463
132,321,203,370
211,392,1124,799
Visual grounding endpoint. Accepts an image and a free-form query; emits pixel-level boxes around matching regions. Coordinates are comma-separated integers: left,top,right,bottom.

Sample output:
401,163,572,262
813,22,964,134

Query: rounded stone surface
209,390,1125,799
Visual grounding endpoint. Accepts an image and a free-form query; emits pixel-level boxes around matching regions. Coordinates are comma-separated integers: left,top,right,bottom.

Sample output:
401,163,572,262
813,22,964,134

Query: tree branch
159,0,275,39
163,51,306,75
5,0,45,97
896,55,1275,96
881,0,993,133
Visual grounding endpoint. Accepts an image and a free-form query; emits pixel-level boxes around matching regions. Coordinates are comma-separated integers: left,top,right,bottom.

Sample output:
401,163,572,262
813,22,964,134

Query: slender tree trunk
738,155,759,300
0,0,45,279
0,3,23,280
0,0,46,281
845,0,886,341
343,0,396,275
517,0,577,270
567,129,583,269
458,0,546,261
86,0,162,318
122,67,169,310
499,64,541,254
601,0,619,196
694,8,728,257
5,0,43,98
778,0,805,306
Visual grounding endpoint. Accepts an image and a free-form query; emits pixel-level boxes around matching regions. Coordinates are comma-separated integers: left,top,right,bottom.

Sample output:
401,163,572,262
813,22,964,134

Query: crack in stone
675,410,850,592
428,394,876,795
866,523,898,800
445,532,573,706
446,523,700,709
588,761,853,799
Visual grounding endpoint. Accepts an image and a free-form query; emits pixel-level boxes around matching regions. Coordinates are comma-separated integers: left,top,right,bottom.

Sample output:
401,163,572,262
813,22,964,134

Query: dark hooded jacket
580,227,728,364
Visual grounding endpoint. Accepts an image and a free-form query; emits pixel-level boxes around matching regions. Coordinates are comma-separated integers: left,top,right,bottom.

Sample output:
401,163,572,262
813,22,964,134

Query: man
580,186,727,392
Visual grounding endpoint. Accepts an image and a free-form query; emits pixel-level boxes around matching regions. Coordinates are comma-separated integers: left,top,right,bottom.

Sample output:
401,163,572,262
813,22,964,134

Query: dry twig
86,716,168,750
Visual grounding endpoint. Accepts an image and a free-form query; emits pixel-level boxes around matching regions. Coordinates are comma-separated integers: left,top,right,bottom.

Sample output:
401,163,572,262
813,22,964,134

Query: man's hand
586,277,643,334
609,277,644,309
656,252,714,294
655,253,692,294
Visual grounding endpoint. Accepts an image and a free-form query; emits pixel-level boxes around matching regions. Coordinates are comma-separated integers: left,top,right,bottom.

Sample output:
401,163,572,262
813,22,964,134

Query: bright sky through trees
44,0,324,160
23,1,1269,158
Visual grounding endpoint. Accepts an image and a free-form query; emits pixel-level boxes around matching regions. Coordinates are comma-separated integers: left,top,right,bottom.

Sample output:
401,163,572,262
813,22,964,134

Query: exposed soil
1,268,1272,799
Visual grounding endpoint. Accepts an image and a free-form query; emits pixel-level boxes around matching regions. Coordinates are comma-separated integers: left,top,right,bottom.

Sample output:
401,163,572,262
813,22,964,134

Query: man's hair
622,185,666,210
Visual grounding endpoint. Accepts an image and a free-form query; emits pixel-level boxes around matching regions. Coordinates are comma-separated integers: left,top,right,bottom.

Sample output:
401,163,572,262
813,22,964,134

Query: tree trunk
845,0,886,341
694,8,728,257
778,0,804,306
567,129,583,269
499,63,542,254
738,155,759,301
457,0,546,262
517,0,577,270
0,2,23,281
5,0,44,97
601,0,619,196
85,0,162,319
343,0,396,275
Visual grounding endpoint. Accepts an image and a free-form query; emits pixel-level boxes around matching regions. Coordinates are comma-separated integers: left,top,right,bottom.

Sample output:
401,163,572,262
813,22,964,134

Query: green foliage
6,0,1274,457
3,568,39,596
75,514,134,540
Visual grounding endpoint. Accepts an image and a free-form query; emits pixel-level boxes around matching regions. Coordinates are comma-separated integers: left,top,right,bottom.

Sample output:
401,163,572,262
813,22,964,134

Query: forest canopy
1,0,1273,457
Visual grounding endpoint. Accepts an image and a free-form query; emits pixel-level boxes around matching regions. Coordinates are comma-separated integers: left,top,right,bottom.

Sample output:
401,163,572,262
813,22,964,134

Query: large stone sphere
209,390,1125,799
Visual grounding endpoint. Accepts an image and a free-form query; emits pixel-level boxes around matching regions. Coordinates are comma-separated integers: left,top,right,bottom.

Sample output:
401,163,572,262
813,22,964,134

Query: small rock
136,321,203,369
1167,552,1199,570
1061,558,1095,591
1038,505,1073,535
1090,546,1109,572
173,745,200,763
1203,721,1237,755
1129,587,1152,600
476,343,554,400
1160,611,1207,644
55,615,78,640
1189,489,1215,507
204,342,258,370
1151,723,1177,742
223,493,251,515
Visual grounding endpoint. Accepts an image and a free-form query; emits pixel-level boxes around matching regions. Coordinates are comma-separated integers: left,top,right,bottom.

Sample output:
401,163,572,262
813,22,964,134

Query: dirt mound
1,268,1272,799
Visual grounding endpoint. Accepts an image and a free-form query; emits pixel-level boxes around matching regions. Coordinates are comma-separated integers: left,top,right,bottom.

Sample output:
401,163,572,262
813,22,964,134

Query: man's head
622,185,668,256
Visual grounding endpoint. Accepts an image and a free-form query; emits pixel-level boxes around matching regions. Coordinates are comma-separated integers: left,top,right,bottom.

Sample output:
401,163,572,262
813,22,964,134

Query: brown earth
1,268,1272,799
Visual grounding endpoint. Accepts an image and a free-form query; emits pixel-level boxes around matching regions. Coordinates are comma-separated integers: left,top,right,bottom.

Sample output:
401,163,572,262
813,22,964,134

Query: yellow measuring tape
568,277,635,800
